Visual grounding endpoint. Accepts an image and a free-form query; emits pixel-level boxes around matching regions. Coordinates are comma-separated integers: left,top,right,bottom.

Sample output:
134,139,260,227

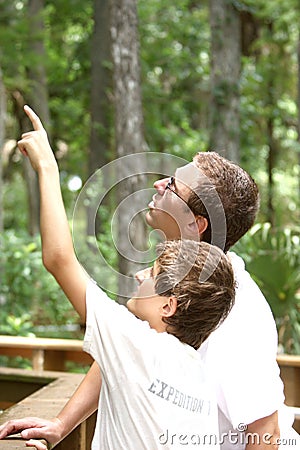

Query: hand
0,416,63,449
17,105,57,172
25,438,51,450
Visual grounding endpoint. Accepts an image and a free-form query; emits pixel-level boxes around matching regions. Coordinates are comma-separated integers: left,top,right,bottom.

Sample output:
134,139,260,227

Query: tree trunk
264,22,277,228
209,0,241,163
110,0,148,303
87,0,113,236
0,66,5,233
266,117,276,227
23,0,51,236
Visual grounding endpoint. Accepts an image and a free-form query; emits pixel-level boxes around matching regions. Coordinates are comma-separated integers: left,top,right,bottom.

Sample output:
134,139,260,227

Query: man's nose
153,177,169,196
135,267,152,284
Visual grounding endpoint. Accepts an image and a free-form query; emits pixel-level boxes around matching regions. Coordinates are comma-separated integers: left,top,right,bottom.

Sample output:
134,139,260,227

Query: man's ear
161,296,177,318
186,215,208,237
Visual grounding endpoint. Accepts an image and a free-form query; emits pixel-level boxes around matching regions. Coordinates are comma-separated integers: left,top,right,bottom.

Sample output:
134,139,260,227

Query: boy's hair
155,240,235,350
188,152,260,252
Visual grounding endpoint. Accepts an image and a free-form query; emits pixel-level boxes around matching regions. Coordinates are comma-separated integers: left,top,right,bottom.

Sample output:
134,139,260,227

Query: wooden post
32,349,45,371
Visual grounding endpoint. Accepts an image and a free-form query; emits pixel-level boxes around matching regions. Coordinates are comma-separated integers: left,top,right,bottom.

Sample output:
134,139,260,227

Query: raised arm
18,105,88,321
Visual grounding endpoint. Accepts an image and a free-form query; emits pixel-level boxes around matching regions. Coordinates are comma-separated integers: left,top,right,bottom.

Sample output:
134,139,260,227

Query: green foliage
139,0,211,159
0,1,29,87
237,0,300,227
73,202,119,299
234,223,300,354
45,1,93,178
0,314,35,337
0,230,79,328
3,172,28,230
0,355,32,370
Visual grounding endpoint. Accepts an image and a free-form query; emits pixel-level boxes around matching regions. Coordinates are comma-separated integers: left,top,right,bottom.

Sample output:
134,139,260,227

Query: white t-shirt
83,280,220,450
198,252,299,449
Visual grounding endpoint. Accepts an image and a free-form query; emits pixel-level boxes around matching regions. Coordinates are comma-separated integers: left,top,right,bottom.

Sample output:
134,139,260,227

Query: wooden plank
279,365,300,406
0,368,86,449
277,354,300,367
32,349,45,371
277,355,300,434
0,335,85,351
43,350,65,372
0,348,33,359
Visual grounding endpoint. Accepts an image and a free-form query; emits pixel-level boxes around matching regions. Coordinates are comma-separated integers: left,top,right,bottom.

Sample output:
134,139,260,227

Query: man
0,106,298,449
147,155,288,449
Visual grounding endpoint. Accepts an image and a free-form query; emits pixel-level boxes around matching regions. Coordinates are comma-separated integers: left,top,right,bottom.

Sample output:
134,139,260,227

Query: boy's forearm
37,163,88,321
56,362,101,439
38,164,75,272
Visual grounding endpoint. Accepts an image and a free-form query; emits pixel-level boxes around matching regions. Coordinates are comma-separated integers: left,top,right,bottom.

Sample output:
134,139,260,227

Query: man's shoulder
201,251,277,346
227,251,245,273
228,251,267,304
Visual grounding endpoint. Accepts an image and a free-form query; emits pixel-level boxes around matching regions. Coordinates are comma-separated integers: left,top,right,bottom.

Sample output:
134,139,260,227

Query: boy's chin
126,300,141,320
126,298,134,311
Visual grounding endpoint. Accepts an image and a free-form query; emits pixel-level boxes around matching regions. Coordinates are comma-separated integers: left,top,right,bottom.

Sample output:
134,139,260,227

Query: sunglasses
165,177,189,206
165,176,203,218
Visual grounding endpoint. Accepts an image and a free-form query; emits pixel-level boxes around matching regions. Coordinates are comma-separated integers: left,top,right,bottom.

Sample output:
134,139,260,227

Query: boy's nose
153,177,170,196
135,267,152,284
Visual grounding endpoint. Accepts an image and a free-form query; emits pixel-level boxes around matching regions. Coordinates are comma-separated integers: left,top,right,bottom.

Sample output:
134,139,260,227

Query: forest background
0,0,299,362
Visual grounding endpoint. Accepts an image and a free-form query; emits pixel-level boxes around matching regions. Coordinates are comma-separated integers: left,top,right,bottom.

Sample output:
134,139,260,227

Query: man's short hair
188,152,260,252
155,240,235,349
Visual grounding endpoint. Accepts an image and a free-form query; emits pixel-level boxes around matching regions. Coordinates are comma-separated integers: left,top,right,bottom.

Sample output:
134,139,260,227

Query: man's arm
18,105,88,321
246,411,280,450
0,362,101,448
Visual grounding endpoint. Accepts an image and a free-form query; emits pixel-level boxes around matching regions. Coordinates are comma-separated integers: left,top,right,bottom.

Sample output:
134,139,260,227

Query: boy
82,239,235,449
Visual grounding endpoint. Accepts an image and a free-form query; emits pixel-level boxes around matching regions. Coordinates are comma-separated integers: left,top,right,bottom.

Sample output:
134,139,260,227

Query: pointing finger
24,105,44,131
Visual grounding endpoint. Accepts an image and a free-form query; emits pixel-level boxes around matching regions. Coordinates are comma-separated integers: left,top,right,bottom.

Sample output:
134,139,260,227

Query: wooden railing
276,353,300,433
0,367,97,450
277,354,300,405
0,335,93,371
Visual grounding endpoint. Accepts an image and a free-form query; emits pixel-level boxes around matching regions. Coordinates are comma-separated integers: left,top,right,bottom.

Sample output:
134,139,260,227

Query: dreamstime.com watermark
158,424,298,446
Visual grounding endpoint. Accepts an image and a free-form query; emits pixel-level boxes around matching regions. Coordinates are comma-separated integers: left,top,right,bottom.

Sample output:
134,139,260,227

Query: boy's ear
186,215,208,237
161,296,177,318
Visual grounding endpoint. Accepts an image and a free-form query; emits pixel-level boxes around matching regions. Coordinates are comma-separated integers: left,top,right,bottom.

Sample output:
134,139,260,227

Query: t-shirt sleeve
83,279,159,387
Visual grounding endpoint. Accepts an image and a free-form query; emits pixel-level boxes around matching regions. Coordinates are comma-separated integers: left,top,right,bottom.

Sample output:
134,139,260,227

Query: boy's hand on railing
18,105,57,173
0,416,63,449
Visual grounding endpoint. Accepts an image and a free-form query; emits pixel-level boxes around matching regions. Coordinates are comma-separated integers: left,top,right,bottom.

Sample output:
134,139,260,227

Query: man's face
126,263,168,332
145,163,199,239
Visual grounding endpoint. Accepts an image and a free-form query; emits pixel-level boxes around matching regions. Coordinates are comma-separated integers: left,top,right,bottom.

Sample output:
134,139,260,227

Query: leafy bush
0,230,79,330
0,314,35,337
0,314,35,369
233,223,300,354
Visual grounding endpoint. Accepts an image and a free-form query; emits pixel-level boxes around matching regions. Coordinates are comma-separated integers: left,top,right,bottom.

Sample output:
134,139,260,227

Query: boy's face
126,263,169,332
145,163,200,239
